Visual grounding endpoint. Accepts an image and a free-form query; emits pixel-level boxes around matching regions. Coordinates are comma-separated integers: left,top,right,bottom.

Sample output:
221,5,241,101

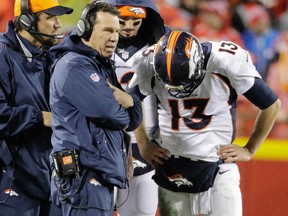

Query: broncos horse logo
129,7,146,16
168,174,193,187
132,157,147,169
4,188,19,197
89,178,102,187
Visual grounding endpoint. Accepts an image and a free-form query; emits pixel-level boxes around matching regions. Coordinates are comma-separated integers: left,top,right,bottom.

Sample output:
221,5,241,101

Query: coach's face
89,11,120,57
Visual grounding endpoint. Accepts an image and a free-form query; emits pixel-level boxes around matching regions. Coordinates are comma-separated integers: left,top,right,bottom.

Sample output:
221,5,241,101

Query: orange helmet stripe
166,31,182,81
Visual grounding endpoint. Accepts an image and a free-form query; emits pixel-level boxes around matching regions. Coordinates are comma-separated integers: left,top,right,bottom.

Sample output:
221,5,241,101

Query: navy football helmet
153,30,205,98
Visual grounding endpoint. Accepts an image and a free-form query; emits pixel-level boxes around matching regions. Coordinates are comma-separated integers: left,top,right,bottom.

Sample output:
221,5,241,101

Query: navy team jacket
49,34,142,189
0,21,53,207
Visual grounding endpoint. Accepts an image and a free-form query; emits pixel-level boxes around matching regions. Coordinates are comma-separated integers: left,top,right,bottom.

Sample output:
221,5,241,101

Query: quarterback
128,30,280,216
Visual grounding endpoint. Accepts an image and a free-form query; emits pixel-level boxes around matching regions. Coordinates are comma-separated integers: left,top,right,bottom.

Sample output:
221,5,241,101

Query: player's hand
217,144,253,163
139,141,170,169
108,81,134,109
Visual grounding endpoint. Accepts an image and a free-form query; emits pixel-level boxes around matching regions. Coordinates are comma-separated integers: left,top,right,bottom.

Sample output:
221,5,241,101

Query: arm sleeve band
243,78,278,110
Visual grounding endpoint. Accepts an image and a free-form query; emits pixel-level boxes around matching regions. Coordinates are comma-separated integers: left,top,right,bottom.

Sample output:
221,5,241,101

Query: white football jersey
129,41,261,162
112,45,159,143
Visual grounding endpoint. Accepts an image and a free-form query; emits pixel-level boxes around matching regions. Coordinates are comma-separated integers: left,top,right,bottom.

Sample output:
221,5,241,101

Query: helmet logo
189,39,201,79
185,37,193,59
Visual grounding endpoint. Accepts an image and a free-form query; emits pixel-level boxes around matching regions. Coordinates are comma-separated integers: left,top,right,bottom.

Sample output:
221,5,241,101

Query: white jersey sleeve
113,45,159,143
129,46,156,96
208,41,261,95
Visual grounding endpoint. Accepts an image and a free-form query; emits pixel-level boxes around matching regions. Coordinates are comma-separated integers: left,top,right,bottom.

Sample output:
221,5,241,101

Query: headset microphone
29,31,65,39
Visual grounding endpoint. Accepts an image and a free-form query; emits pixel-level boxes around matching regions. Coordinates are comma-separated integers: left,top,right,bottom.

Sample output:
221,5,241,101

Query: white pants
158,163,242,216
115,170,158,216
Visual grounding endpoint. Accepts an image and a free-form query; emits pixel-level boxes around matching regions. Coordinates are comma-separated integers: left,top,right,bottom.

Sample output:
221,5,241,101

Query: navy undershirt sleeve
243,78,278,110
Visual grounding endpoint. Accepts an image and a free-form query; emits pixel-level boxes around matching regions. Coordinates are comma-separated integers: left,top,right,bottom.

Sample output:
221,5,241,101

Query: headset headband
77,1,104,39
21,0,29,13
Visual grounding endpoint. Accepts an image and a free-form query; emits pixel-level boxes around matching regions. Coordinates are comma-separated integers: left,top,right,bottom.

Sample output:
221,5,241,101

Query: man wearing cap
105,1,169,216
0,0,72,215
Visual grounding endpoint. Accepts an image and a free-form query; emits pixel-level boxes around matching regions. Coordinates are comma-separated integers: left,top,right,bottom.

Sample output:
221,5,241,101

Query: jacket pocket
52,168,114,210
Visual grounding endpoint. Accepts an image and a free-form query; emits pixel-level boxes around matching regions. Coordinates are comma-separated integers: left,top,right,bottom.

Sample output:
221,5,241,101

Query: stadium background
1,0,287,215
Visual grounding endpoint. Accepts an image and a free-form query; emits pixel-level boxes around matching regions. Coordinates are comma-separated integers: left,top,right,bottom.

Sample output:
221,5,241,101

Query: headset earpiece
77,1,103,40
76,5,92,40
19,0,37,32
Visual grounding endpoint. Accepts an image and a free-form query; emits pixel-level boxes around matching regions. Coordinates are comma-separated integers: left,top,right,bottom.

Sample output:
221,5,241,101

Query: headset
19,0,37,32
18,0,65,39
77,1,104,40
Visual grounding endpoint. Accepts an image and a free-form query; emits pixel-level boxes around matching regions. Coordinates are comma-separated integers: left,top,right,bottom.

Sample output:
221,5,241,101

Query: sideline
235,137,288,161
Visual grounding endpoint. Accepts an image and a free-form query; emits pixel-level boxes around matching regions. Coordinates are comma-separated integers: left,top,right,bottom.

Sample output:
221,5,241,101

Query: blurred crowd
155,0,288,139
1,0,287,139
